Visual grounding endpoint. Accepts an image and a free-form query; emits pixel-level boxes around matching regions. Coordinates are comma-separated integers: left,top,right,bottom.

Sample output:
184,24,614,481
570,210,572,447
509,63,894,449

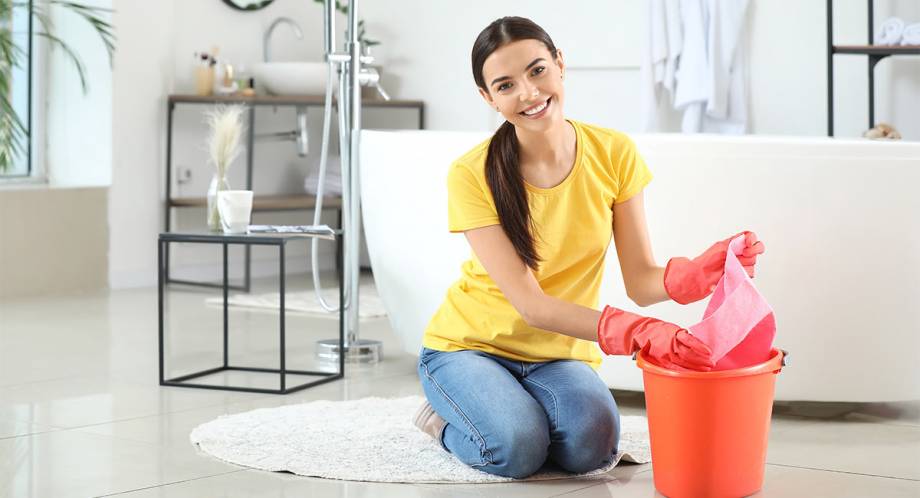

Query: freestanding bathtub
360,129,920,402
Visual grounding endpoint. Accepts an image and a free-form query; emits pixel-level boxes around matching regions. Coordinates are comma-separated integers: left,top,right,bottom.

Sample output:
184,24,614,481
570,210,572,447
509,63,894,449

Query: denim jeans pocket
419,347,441,365
416,347,432,366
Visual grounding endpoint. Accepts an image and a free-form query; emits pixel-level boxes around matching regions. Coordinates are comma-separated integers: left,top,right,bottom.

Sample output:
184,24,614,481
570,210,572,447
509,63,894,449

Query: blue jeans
417,347,621,478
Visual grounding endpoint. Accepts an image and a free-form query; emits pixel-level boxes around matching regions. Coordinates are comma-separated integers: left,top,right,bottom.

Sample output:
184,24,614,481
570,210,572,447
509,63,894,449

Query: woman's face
479,39,566,133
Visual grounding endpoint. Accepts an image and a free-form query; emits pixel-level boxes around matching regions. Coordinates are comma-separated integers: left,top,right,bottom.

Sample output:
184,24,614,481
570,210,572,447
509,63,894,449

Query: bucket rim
636,347,786,379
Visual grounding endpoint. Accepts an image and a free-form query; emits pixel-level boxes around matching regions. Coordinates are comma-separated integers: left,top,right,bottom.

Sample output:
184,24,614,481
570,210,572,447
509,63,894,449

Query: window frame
2,0,43,183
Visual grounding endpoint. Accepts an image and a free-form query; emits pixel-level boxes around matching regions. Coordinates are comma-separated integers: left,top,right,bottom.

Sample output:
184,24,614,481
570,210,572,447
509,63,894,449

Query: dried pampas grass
205,105,246,177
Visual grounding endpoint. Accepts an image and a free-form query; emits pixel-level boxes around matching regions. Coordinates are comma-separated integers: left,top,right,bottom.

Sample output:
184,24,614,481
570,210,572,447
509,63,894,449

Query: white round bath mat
190,395,651,483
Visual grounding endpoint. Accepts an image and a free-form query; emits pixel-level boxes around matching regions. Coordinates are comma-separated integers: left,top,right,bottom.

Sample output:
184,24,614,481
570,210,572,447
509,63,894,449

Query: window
1,0,32,178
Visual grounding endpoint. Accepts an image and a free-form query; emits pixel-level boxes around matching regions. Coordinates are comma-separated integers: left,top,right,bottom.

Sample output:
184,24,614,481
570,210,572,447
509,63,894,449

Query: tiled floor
0,272,918,497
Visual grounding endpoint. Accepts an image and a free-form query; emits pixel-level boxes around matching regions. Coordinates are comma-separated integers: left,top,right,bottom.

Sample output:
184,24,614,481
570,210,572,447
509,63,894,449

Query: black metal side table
158,229,344,394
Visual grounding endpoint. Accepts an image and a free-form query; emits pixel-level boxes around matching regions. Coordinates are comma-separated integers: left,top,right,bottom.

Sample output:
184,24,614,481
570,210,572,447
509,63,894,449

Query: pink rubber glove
596,305,715,371
663,231,765,305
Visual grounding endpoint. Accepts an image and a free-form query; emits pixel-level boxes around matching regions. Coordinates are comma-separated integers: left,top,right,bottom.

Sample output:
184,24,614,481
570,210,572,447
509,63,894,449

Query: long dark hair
471,17,558,271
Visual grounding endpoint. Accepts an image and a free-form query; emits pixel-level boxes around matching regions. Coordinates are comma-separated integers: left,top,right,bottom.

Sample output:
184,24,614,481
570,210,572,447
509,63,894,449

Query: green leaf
49,0,115,63
1,0,117,173
0,87,27,173
35,30,87,92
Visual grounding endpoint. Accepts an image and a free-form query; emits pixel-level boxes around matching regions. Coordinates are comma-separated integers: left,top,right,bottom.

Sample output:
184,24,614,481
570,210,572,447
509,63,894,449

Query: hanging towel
697,0,749,134
673,0,708,127
687,235,776,370
673,0,750,134
663,0,684,94
640,0,750,134
704,0,749,121
901,22,920,46
639,0,684,131
876,17,906,45
304,154,343,197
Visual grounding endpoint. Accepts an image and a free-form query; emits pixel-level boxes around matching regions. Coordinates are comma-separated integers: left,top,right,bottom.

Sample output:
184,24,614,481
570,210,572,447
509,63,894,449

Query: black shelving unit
164,94,425,291
827,0,920,136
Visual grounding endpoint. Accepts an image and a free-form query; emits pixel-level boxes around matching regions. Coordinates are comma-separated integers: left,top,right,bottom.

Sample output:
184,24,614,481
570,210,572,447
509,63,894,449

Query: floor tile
766,417,920,480
0,374,268,430
72,372,425,446
753,464,920,498
0,418,57,440
562,464,920,498
553,469,658,497
0,429,238,498
415,475,622,498
107,469,467,497
0,291,119,387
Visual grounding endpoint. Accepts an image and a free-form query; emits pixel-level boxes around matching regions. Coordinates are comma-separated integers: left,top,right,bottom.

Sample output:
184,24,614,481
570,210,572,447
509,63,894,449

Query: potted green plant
0,0,115,173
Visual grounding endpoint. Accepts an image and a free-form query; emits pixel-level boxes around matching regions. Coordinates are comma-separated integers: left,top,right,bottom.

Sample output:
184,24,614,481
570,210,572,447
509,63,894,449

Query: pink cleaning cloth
687,235,776,370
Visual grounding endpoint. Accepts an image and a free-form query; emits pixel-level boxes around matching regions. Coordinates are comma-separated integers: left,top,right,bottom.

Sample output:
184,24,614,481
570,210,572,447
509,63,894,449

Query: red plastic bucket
637,348,786,498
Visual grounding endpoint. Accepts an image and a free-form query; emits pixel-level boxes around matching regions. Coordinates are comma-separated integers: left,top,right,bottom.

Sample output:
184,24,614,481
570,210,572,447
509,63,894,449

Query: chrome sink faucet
263,17,303,62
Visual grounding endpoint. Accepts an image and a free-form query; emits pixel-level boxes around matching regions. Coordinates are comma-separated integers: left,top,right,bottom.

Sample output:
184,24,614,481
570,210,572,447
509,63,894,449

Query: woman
413,16,765,479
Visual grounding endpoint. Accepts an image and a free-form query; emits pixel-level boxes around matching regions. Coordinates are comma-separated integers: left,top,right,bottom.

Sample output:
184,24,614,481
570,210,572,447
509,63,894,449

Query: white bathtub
360,130,920,402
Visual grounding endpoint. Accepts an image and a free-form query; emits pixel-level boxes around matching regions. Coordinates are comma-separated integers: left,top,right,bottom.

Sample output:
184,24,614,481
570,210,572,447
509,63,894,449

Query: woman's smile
520,96,552,119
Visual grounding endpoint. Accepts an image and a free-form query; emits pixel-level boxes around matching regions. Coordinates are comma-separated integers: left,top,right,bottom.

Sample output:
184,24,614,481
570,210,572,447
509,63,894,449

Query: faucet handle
358,66,390,100
372,82,391,101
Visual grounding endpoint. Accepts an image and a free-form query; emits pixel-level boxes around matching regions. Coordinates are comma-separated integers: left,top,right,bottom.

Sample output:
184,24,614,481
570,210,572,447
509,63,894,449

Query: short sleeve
613,137,653,204
447,162,500,232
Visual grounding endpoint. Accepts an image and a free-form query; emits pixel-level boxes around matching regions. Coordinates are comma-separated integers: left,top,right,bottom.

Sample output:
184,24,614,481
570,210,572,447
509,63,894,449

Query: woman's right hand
596,305,715,371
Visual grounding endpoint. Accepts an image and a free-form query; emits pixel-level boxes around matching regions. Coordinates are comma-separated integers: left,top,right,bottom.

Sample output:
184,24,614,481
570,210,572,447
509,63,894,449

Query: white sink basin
254,62,329,96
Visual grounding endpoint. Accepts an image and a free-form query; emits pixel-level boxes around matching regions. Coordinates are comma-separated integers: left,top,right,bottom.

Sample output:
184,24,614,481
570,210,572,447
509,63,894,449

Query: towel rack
826,0,920,136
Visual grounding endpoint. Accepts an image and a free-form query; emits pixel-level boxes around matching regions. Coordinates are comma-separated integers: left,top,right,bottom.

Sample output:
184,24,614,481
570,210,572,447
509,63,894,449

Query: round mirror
222,0,274,11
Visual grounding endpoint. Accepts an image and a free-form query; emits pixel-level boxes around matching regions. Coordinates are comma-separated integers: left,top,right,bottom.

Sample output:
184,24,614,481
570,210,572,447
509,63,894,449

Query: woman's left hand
736,231,766,278
663,231,765,305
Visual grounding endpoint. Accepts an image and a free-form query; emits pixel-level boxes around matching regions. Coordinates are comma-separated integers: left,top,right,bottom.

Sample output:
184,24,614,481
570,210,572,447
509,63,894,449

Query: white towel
663,1,683,94
705,0,748,120
673,0,708,112
876,17,905,45
702,0,749,134
901,22,920,46
639,0,684,131
674,0,750,134
641,0,750,134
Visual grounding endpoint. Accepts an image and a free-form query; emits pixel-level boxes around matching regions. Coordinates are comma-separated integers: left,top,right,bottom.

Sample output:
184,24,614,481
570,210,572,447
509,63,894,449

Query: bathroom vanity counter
168,93,425,113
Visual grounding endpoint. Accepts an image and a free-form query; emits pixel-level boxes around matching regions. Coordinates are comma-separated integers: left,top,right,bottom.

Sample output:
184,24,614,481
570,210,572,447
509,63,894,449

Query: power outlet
176,166,192,185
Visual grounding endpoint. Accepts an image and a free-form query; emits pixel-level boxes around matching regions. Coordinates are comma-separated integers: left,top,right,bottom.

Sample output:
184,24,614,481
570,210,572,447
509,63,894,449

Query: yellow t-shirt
422,120,653,369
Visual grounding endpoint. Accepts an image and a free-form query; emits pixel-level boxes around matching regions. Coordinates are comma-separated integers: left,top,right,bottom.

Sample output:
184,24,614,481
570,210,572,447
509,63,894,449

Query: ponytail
485,121,542,271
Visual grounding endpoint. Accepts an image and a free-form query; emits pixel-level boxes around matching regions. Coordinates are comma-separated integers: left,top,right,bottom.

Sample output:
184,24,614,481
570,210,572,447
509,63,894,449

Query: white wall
109,0,920,288
46,0,113,187
109,0,176,288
